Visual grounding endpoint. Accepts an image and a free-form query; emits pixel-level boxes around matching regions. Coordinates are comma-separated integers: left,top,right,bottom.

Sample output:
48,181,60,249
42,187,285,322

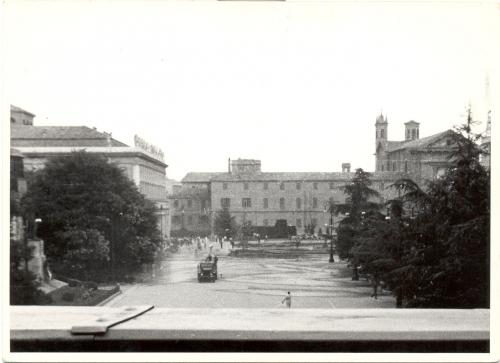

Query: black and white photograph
2,0,498,361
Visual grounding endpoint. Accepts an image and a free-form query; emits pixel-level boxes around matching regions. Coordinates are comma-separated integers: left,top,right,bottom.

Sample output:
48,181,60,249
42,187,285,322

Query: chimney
228,158,231,173
342,163,351,173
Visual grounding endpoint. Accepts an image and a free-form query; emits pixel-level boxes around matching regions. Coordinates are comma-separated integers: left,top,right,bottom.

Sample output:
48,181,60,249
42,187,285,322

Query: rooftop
10,105,35,117
386,129,456,152
182,171,405,182
11,125,128,147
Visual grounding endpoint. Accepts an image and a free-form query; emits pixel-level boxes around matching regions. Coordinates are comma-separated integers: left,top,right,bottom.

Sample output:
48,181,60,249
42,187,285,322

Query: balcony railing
9,306,489,354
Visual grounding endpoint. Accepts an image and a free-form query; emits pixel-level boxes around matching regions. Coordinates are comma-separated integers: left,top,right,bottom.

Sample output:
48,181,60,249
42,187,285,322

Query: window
381,164,384,171
404,161,408,173
263,182,268,190
296,182,301,190
313,197,318,208
296,198,301,209
280,182,285,190
311,218,317,226
223,183,228,190
329,182,334,189
279,198,285,210
244,182,249,190
446,139,452,146
407,129,410,140
221,198,230,208
393,162,397,171
313,182,318,190
173,216,181,224
412,129,416,139
263,198,268,209
187,215,193,225
380,182,385,191
242,198,252,208
263,219,269,226
187,199,192,208
296,219,302,228
174,200,179,208
381,129,385,138
11,117,15,123
201,200,206,211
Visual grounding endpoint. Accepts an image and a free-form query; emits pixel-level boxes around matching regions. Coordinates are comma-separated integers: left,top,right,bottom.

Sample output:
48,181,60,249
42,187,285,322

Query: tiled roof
182,171,405,182
10,125,128,147
182,172,225,183
386,130,456,152
10,105,35,116
168,188,210,199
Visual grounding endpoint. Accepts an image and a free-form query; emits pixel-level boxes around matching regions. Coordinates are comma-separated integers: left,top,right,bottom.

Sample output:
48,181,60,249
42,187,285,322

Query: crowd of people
164,235,237,254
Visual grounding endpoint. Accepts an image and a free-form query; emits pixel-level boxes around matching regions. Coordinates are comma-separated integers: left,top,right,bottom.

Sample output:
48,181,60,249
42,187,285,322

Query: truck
197,256,218,282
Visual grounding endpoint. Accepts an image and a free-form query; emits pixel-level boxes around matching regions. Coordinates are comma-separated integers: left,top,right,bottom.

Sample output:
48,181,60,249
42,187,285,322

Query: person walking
282,291,292,308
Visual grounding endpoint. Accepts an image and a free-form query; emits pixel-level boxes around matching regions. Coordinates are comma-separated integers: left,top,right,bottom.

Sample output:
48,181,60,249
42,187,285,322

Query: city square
107,242,394,309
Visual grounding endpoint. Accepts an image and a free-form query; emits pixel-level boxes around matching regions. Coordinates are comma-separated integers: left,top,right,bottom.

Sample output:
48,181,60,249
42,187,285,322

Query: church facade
374,113,460,185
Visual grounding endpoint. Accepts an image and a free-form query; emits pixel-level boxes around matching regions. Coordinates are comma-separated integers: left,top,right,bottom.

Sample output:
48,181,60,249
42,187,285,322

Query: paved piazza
107,244,395,309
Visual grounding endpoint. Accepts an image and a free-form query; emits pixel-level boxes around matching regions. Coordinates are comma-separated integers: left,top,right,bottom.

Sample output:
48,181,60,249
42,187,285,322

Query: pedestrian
282,291,292,308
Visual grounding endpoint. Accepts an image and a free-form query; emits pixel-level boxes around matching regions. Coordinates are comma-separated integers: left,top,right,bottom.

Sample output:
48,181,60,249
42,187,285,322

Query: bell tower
375,112,388,171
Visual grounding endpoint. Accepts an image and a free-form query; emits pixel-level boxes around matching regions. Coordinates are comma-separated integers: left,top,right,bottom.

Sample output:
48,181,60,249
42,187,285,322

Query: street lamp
324,201,335,263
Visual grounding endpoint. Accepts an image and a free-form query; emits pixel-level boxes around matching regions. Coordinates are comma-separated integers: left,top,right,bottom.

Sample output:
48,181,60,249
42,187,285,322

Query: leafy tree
389,109,489,308
336,168,380,259
21,151,162,282
213,208,237,239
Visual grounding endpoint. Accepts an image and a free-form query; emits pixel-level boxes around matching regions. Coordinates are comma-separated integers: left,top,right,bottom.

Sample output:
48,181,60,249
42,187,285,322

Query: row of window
172,199,211,211
222,181,339,191
221,197,328,209
380,160,411,172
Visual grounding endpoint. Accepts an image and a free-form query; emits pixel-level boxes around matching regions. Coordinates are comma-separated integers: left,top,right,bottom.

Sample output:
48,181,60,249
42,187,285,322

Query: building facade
172,114,465,236
374,113,460,184
171,158,403,236
10,106,170,238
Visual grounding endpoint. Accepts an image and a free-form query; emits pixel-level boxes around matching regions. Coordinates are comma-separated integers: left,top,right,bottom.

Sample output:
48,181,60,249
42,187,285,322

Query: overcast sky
4,0,499,181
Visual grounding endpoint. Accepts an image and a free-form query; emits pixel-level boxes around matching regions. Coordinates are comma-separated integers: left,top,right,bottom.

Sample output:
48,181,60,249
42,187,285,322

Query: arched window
412,129,416,139
279,197,285,210
380,129,385,138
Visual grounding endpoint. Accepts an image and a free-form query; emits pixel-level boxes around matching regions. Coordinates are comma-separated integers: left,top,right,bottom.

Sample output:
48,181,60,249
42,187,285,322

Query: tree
21,151,162,282
389,108,489,308
336,168,380,259
213,208,237,239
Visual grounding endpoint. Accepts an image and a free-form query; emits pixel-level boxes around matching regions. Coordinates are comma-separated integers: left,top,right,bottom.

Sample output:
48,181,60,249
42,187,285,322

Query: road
107,245,395,308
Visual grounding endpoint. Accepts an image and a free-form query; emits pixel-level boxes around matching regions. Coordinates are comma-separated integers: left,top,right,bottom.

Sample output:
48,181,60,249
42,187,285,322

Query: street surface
107,244,394,309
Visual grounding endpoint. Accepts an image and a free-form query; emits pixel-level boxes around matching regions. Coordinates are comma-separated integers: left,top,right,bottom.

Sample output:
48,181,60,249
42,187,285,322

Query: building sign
134,135,165,162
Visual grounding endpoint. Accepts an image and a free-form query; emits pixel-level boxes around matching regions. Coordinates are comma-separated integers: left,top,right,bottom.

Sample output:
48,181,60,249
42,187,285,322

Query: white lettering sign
134,135,165,162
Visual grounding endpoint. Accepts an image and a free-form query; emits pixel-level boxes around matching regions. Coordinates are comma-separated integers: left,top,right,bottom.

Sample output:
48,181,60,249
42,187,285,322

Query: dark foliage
21,151,162,282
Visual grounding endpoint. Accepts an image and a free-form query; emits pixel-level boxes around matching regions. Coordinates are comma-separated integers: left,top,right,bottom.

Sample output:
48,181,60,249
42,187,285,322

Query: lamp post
324,201,335,263
329,210,334,263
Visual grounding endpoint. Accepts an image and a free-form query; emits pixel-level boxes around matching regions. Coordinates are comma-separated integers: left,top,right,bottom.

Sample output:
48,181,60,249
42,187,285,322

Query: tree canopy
336,168,381,259
354,109,490,308
213,208,237,239
21,151,162,281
